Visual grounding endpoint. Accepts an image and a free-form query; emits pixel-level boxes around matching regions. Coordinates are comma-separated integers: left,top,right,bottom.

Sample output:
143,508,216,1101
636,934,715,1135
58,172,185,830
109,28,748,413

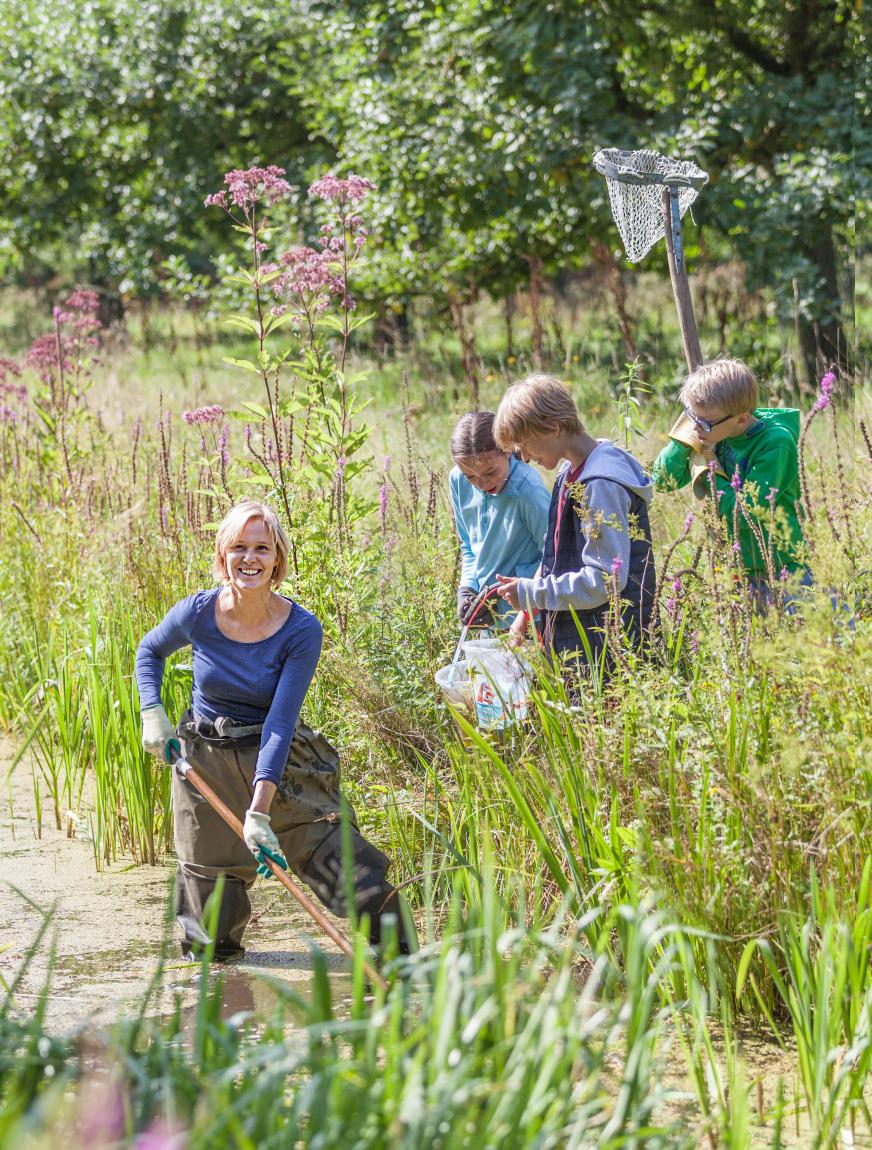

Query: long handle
662,186,703,373
176,756,388,991
449,584,500,683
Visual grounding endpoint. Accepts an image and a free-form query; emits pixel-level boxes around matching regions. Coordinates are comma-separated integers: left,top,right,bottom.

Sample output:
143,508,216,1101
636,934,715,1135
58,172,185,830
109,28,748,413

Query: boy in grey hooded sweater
493,373,656,670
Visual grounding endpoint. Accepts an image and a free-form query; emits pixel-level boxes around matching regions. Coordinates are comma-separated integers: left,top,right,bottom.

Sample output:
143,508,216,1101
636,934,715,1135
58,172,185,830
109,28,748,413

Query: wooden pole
662,186,703,373
178,758,389,991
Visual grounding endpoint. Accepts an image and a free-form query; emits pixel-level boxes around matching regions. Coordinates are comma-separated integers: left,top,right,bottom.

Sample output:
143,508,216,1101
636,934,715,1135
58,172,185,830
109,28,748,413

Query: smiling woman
134,498,414,962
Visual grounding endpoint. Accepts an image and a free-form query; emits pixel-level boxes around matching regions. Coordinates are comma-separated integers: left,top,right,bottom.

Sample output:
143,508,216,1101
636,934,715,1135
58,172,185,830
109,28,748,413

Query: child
652,359,805,596
492,374,656,668
449,410,551,629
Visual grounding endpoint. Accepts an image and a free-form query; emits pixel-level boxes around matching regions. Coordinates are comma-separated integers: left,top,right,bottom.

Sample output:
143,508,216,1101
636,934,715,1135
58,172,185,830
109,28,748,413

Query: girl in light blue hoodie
449,411,551,629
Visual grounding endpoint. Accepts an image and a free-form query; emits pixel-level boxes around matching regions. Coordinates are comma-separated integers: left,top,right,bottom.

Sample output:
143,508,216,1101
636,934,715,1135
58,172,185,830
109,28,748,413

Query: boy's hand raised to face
495,574,522,611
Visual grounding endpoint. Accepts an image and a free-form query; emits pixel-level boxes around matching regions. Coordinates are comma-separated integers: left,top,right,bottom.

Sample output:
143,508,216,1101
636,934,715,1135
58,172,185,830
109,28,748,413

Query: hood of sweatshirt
567,440,654,505
746,407,801,444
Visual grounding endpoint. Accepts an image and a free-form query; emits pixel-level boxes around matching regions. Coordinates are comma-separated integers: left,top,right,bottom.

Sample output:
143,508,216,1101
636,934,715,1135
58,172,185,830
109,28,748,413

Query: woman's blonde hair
213,499,290,588
680,358,758,416
493,373,582,451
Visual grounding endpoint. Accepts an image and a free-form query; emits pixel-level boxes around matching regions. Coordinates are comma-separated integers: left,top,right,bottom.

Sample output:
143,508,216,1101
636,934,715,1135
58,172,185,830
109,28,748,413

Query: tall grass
0,294,869,1141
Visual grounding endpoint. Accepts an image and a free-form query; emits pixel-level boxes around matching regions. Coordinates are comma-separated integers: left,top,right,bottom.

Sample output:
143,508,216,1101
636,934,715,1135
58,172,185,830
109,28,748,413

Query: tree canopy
0,0,866,373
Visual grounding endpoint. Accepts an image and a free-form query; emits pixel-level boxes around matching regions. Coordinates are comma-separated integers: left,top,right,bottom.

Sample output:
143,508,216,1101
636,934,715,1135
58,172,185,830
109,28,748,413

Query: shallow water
0,738,352,1032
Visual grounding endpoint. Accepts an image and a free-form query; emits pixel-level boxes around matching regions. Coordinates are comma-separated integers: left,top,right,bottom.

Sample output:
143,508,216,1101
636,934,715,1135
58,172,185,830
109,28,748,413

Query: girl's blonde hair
493,373,582,451
679,358,758,416
213,499,290,588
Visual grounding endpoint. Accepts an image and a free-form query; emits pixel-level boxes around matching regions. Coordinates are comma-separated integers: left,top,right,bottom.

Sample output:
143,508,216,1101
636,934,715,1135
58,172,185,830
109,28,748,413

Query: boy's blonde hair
493,373,582,451
213,499,290,588
680,358,758,416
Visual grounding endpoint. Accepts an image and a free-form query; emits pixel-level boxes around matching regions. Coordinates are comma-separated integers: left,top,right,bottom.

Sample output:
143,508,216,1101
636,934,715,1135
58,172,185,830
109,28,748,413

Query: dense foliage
0,0,866,380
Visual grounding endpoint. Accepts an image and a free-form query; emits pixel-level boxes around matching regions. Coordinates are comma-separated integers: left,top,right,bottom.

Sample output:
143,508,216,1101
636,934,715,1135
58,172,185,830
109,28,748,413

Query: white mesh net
593,148,708,264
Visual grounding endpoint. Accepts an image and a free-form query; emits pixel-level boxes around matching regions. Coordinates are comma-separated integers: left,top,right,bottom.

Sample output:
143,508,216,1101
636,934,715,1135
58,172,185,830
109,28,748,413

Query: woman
135,499,412,961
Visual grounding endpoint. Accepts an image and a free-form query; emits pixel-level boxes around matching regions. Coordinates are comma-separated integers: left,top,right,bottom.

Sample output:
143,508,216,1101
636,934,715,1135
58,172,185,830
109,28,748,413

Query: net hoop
593,148,708,191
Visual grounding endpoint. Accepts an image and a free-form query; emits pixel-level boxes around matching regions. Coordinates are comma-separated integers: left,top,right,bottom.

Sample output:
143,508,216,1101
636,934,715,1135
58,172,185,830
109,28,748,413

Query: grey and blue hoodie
517,441,656,661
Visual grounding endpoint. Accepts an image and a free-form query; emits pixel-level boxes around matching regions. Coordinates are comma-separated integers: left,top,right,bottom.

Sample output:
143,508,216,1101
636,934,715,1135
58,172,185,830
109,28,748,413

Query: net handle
593,152,708,191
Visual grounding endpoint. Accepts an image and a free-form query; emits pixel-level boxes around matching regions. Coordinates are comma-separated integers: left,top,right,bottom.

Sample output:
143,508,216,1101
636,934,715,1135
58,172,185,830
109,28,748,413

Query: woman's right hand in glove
141,704,178,762
243,810,281,860
458,586,494,628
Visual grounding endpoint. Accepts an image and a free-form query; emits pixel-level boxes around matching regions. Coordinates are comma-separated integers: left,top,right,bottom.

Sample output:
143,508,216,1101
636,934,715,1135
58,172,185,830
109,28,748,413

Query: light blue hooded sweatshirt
449,455,551,610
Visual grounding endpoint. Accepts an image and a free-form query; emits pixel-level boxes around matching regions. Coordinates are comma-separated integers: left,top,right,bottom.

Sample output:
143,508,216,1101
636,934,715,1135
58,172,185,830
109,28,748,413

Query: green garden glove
141,704,179,763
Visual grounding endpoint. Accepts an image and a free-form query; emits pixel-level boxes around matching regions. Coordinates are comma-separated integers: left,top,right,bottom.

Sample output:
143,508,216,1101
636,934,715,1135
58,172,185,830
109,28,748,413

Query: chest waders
171,711,414,969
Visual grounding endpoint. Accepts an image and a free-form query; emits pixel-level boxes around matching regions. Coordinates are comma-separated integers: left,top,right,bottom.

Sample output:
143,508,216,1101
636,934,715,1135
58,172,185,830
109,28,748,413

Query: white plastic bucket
434,660,475,715
462,638,531,730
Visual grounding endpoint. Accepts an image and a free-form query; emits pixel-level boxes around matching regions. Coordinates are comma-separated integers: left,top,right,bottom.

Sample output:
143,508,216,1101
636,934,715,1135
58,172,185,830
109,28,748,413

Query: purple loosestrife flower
336,455,347,480
308,173,375,205
767,487,779,509
672,577,682,594
0,404,18,423
813,371,837,412
218,425,229,465
383,455,391,474
780,566,789,582
689,631,700,654
665,597,678,614
733,541,742,553
730,468,742,492
611,556,623,578
684,511,695,532
379,483,389,531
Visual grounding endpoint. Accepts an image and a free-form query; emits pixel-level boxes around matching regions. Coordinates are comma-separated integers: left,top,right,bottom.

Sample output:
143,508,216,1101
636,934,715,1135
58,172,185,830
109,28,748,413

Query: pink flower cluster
0,357,22,382
0,404,18,424
182,404,225,425
26,334,72,382
272,247,345,317
308,174,375,205
52,290,102,332
813,371,837,412
0,380,26,404
205,165,291,213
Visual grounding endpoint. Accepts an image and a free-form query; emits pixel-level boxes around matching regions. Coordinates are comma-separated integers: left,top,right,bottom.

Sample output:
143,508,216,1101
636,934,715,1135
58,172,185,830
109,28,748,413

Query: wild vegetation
0,157,870,1148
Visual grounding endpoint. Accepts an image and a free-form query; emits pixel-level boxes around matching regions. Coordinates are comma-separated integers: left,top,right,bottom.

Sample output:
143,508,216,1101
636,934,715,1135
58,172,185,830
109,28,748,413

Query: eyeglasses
683,406,734,435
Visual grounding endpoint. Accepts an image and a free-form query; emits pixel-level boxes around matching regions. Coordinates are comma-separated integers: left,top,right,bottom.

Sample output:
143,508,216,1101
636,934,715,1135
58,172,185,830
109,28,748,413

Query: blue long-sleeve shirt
135,589,322,786
449,456,551,607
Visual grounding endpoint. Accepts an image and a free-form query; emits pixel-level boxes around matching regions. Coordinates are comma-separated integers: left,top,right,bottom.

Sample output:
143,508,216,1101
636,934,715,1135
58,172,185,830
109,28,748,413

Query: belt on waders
187,713,265,740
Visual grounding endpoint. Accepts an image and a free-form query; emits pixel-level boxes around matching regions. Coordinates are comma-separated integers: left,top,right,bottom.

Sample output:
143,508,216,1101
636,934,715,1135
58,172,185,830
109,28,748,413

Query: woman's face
222,517,277,592
457,451,511,496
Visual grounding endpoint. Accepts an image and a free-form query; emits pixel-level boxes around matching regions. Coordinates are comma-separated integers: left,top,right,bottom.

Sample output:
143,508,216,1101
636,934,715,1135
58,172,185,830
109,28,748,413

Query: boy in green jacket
653,359,806,596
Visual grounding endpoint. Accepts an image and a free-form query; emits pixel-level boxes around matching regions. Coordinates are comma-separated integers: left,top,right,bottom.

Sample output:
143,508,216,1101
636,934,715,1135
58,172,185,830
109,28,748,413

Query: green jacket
652,408,806,577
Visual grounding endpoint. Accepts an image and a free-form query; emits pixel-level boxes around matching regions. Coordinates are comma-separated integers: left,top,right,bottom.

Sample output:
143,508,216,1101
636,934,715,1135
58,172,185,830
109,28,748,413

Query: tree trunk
503,292,515,358
526,255,545,368
447,290,480,406
796,224,853,385
590,239,638,362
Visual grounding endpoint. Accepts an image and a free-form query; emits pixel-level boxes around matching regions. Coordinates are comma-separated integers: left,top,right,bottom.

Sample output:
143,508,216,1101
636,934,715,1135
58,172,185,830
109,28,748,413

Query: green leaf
222,356,260,374
240,401,271,420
